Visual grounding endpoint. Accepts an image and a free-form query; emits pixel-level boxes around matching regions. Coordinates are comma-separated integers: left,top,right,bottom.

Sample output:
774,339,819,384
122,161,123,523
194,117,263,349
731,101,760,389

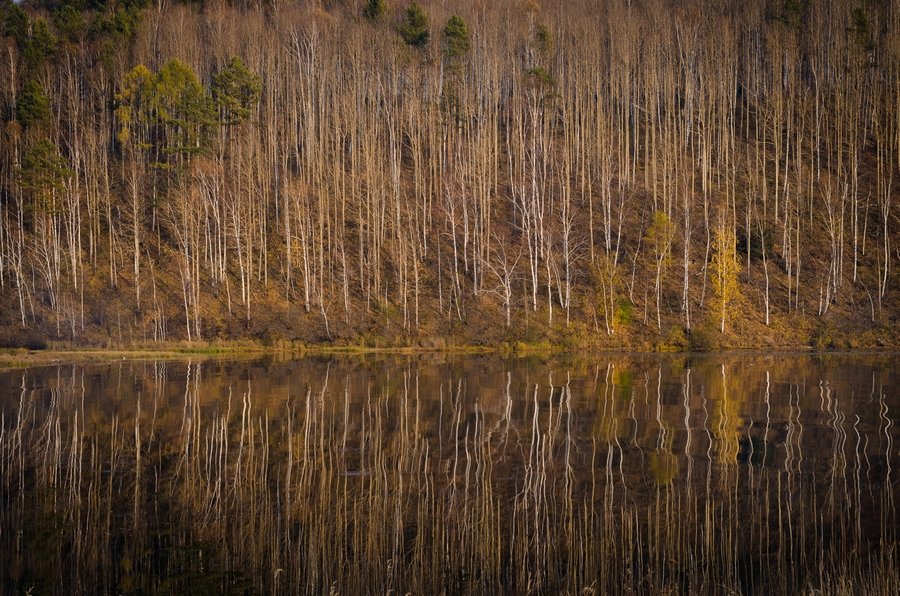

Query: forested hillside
1,0,898,350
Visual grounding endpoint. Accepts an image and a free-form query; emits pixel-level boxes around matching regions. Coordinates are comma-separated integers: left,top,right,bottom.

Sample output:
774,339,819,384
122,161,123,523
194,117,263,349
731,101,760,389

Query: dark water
1,353,898,594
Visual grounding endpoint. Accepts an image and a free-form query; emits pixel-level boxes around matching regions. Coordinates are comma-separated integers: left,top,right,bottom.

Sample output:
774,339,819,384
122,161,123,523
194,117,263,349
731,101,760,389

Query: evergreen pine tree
399,3,428,48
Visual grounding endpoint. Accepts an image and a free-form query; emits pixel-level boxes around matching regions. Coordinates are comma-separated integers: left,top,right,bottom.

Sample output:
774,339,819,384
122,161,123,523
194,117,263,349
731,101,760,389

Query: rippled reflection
1,354,898,593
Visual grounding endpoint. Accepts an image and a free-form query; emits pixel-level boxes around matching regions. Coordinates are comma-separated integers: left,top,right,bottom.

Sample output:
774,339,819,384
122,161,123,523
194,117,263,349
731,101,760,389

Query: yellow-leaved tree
711,221,741,334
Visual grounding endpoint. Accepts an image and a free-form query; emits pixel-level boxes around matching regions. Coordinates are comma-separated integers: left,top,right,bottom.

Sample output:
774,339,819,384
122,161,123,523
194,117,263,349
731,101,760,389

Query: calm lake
1,353,898,594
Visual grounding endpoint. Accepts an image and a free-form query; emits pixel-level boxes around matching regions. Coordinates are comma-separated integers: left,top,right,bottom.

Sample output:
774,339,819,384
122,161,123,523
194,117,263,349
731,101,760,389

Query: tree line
0,0,897,347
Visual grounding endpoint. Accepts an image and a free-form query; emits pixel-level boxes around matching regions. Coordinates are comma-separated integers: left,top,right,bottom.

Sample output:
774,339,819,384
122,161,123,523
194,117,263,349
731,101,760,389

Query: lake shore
2,336,898,369
0,342,495,368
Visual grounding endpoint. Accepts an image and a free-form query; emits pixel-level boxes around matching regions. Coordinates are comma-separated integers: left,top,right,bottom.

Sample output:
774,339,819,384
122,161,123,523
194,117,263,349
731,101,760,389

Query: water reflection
1,354,898,593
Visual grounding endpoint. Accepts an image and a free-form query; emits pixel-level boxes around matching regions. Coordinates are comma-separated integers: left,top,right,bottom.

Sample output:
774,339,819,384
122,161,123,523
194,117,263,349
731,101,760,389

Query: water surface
1,353,898,593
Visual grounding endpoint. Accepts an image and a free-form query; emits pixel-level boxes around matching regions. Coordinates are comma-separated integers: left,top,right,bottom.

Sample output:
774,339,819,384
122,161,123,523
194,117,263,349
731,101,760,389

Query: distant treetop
398,2,429,48
363,0,386,23
441,14,469,62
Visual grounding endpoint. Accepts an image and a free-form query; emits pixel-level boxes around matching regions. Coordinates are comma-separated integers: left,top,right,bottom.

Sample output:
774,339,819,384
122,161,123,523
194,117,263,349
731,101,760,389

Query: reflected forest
0,0,899,350
0,354,898,592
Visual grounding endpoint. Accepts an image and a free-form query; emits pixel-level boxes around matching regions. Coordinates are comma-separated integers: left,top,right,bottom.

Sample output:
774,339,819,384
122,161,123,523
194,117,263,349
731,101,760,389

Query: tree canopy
399,3,429,48
16,80,52,129
363,0,386,23
441,15,469,62
212,56,262,126
18,138,71,213
116,59,220,163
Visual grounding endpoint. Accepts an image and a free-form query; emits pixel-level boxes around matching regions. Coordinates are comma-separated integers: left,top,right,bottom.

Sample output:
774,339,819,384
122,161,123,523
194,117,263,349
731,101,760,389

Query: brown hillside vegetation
0,0,898,351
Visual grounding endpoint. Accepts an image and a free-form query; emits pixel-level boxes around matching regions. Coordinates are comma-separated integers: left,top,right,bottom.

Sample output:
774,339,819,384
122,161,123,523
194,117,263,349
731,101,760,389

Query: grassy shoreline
2,338,899,369
0,342,488,367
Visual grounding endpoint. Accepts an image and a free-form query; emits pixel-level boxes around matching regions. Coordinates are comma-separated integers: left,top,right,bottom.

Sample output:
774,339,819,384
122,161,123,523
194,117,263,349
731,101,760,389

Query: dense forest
0,0,898,350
